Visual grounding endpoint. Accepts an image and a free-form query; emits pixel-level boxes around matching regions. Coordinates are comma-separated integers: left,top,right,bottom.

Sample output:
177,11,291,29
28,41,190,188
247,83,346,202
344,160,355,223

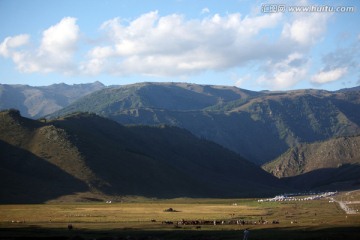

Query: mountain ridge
48,82,360,165
2,82,360,200
262,135,360,190
0,109,286,203
0,81,105,118
263,135,360,178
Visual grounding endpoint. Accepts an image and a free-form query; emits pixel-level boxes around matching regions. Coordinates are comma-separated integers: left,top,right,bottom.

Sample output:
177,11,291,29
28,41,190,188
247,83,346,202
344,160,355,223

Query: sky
0,0,359,91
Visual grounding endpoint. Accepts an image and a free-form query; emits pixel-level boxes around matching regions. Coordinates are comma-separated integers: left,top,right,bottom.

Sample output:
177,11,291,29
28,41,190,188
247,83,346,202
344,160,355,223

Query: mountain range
1,82,360,202
0,109,285,203
48,82,360,165
0,81,105,119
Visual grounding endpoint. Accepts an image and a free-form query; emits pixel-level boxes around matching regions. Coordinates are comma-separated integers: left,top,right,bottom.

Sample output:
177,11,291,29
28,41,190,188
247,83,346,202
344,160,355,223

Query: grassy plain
0,195,359,239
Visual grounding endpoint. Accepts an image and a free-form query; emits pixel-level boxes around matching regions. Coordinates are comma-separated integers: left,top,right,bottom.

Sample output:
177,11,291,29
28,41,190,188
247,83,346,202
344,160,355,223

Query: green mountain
50,82,260,114
0,109,285,203
0,81,105,118
262,135,360,190
49,82,360,165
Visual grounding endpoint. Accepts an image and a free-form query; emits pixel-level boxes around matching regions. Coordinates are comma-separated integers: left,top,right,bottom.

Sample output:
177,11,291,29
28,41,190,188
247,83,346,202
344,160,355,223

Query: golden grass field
0,191,360,239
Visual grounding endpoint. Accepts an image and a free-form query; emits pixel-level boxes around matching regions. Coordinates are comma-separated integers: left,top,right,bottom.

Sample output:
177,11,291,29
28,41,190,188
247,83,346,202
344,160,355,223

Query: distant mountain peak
0,82,106,118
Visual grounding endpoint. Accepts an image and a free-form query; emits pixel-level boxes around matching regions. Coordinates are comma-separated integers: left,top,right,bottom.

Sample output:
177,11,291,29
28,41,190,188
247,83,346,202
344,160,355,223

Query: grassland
0,194,360,240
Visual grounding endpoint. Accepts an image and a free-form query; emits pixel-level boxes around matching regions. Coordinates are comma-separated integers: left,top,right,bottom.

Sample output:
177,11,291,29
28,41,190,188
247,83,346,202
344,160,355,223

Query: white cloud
311,67,348,84
256,53,308,90
311,37,359,87
39,17,79,59
0,34,29,57
0,9,334,89
88,46,114,59
79,58,107,75
282,12,330,45
1,17,79,74
201,8,210,14
83,11,283,77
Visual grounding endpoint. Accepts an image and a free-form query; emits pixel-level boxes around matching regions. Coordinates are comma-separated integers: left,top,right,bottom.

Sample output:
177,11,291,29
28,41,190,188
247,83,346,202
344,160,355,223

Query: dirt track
329,190,360,215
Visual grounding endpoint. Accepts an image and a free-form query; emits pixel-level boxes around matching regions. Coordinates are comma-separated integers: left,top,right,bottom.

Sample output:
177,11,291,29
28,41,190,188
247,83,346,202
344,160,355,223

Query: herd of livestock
161,218,280,226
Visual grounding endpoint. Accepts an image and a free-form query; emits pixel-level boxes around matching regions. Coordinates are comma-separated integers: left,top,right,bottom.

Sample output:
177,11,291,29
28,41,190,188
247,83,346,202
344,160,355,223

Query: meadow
0,193,359,240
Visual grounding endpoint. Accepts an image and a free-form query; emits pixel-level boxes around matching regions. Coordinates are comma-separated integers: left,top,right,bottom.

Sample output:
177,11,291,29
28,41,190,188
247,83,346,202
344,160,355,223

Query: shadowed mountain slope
49,83,360,165
0,140,89,203
0,109,286,203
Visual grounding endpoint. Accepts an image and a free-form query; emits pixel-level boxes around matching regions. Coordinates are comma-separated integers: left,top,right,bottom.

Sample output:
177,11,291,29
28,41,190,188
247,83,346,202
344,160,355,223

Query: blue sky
0,0,359,91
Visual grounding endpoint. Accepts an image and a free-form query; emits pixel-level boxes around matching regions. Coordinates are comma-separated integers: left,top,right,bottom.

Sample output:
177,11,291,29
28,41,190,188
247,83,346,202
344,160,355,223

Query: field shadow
0,140,89,203
0,225,360,240
283,163,360,190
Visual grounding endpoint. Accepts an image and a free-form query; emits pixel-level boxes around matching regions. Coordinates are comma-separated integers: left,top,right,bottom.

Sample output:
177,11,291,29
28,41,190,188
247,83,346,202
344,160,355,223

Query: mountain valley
1,82,360,202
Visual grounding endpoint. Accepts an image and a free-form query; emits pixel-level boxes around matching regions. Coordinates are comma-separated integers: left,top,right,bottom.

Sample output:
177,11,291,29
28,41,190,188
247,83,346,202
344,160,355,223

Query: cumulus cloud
282,12,330,45
256,53,308,90
0,8,335,89
40,17,79,60
311,67,348,84
311,37,359,86
0,17,79,74
81,11,284,76
0,34,29,57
